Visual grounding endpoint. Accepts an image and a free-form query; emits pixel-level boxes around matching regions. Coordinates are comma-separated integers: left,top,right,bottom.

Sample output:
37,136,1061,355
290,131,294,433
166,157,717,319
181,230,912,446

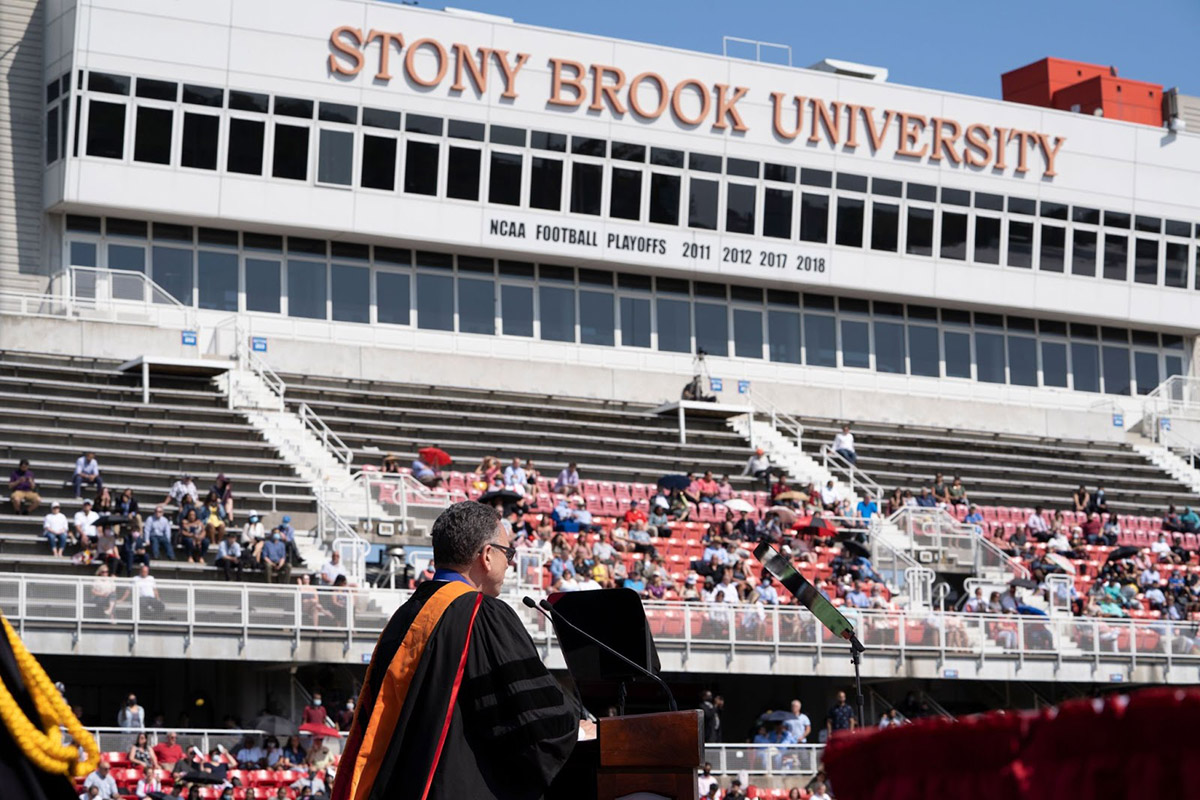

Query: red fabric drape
824,688,1200,800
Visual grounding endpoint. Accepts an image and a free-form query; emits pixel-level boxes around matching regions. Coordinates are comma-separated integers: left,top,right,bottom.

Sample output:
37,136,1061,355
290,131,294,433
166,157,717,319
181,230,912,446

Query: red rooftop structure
1001,57,1163,127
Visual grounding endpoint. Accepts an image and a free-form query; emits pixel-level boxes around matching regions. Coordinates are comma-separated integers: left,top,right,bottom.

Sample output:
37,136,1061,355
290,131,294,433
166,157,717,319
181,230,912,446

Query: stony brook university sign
328,27,1067,178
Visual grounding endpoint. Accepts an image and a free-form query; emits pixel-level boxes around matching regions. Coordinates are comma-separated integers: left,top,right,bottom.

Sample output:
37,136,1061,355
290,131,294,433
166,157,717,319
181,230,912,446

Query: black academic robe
334,580,577,800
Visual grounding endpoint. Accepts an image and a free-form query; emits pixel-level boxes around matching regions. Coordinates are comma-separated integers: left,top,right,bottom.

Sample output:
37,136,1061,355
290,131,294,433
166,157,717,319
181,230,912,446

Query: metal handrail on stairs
748,394,804,447
820,444,883,504
298,402,353,466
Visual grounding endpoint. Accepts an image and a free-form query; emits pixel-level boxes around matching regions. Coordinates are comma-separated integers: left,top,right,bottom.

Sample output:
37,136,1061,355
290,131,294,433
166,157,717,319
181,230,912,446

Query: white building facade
4,0,1200,430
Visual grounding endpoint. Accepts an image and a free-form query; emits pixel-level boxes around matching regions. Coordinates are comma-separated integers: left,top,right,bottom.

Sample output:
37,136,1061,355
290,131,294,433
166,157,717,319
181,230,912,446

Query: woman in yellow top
201,490,227,540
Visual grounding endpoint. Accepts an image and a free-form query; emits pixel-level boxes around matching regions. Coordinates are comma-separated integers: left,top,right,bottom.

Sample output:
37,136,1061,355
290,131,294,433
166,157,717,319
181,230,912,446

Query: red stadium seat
697,502,714,523
712,503,728,520
582,480,601,496
615,482,632,501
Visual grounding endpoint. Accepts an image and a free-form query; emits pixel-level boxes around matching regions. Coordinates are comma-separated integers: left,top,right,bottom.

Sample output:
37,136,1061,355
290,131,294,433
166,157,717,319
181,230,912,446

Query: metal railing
704,742,822,776
9,575,1200,675
1143,375,1200,423
247,349,286,404
84,727,273,757
4,267,198,330
297,402,352,466
820,445,883,505
749,394,804,449
888,507,1031,582
350,471,467,534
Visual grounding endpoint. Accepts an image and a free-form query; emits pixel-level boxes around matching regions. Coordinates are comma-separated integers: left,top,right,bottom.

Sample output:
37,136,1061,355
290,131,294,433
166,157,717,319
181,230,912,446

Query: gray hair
432,502,501,568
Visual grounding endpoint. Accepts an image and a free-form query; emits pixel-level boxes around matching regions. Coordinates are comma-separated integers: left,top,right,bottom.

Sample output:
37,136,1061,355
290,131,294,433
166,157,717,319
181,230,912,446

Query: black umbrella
839,540,871,560
657,474,691,491
478,489,522,506
179,767,226,785
1106,546,1140,563
761,710,794,723
92,514,132,528
1008,577,1039,590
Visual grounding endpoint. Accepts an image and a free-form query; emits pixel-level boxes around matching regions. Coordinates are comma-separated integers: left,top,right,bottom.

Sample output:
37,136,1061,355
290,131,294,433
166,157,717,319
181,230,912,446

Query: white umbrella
724,498,756,513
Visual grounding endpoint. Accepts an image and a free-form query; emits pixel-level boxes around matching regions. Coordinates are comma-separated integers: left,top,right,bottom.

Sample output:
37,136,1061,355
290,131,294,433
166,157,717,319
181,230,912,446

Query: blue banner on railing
1112,413,1124,428
710,378,723,392
738,380,750,394
181,330,197,346
251,336,268,353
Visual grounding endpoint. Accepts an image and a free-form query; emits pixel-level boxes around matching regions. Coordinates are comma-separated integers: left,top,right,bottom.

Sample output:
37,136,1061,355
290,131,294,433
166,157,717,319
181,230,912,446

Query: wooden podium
597,710,704,800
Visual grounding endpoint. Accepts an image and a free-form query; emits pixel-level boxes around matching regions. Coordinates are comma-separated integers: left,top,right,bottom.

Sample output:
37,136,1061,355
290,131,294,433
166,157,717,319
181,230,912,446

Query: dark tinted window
907,183,936,202
448,119,485,141
872,178,902,197
940,211,967,260
86,100,125,159
650,147,684,167
227,118,265,174
800,168,832,187
1040,225,1065,272
1008,197,1035,215
1103,234,1128,280
571,162,603,215
363,108,401,130
687,178,718,229
804,314,836,367
318,102,357,124
88,72,130,95
531,131,566,151
489,152,522,206
871,203,899,251
1072,230,1097,276
272,123,309,180
376,272,410,325
446,146,481,200
404,141,439,195
274,97,313,118
612,142,646,162
1164,242,1187,288
1008,220,1033,267
572,137,606,156
181,112,219,170
133,107,172,164
941,188,970,206
974,192,1003,211
229,91,268,113
763,188,792,239
836,172,867,192
183,84,223,107
649,173,680,225
361,135,397,190
610,167,642,220
45,107,58,164
726,183,756,234
1134,239,1158,284
622,298,651,347
406,114,443,135
490,125,525,146
1072,206,1100,224
530,157,563,210
835,197,864,247
317,129,353,185
799,194,828,243
136,78,177,101
764,163,795,182
689,152,721,173
906,207,933,256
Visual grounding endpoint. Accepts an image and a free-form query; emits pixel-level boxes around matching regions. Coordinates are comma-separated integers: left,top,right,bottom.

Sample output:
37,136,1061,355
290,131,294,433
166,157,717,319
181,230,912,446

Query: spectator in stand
930,472,950,506
554,462,581,495
503,457,527,493
8,459,41,514
832,424,857,465
697,763,718,799
784,699,812,742
242,511,265,546
1000,584,1020,614
178,508,208,563
320,551,346,586
144,505,174,561
43,501,69,556
826,690,856,736
1026,507,1050,542
914,487,937,509
306,736,334,771
572,496,601,534
696,471,720,503
770,475,791,501
733,510,757,540
262,531,291,583
1072,485,1090,514
411,455,443,488
854,496,879,528
122,518,151,576
624,499,648,528
153,731,184,772
1180,507,1200,534
280,734,306,769
74,498,99,549
819,480,839,511
523,460,542,502
291,769,328,796
337,697,356,730
1087,484,1110,516
200,490,227,542
211,474,235,519
716,475,734,503
164,474,200,520
725,778,747,800
810,782,833,800
128,731,159,771
83,761,120,799
72,451,103,499
117,693,146,729
948,476,968,506
1139,562,1162,589
741,448,772,490
1081,512,1103,544
1163,505,1184,533
122,564,165,615
215,531,243,581
274,515,300,564
621,521,658,559
699,691,723,743
115,486,142,534
648,500,670,532
1151,533,1175,562
235,734,266,768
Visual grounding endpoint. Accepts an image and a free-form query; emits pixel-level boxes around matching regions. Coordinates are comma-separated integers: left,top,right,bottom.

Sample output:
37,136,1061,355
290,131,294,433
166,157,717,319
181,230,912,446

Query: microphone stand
849,634,866,730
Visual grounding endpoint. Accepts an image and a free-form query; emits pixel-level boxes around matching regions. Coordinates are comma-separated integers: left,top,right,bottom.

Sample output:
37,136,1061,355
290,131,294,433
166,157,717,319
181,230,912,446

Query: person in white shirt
697,763,718,798
320,552,346,585
242,511,266,546
73,499,99,548
1047,531,1071,554
83,762,120,799
810,783,832,800
577,567,602,591
832,424,857,465
235,734,267,768
1026,507,1050,539
121,564,165,615
43,501,70,556
741,448,772,489
163,474,199,510
819,480,839,510
1150,534,1173,560
503,457,527,493
783,699,812,742
72,451,103,498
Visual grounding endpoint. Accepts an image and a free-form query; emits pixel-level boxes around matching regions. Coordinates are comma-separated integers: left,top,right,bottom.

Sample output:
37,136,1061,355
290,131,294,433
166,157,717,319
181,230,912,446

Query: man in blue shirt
964,504,984,535
915,488,937,508
275,515,299,565
144,505,174,561
262,532,290,583
845,583,870,609
854,497,878,524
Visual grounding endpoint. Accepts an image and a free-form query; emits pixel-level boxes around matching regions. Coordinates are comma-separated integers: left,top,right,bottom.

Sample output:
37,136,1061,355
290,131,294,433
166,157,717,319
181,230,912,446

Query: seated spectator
382,453,403,473
930,472,949,506
832,424,857,465
72,451,103,499
275,515,300,564
320,551,346,585
1145,583,1167,611
999,585,1019,614
648,501,670,531
503,457,527,493
279,734,306,769
73,498,99,549
1026,506,1050,541
83,761,120,799
1081,512,1103,544
620,521,658,558
1139,563,1162,589
696,471,720,503
741,448,772,490
554,462,581,495
128,731,159,772
770,475,791,501
200,491,227,541
152,731,184,772
854,496,879,527
128,564,165,615
43,501,69,556
716,474,734,503
1150,533,1174,562
235,734,266,769
914,487,937,509
523,460,541,503
291,768,328,796
947,476,968,506
144,505,174,561
1087,484,1109,516
845,582,870,608
819,480,840,511
211,473,235,519
669,488,693,521
163,474,199,520
305,737,334,771
411,456,443,488
1180,507,1200,534
121,520,151,576
115,486,142,534
1071,485,1090,513
262,531,291,583
216,531,243,581
1047,529,1071,554
624,499,647,528
733,510,757,540
963,587,987,613
242,511,265,545
178,508,208,563
8,459,40,514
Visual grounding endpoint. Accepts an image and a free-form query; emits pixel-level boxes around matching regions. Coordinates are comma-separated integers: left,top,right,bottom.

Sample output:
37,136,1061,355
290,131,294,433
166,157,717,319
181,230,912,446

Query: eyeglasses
481,541,517,565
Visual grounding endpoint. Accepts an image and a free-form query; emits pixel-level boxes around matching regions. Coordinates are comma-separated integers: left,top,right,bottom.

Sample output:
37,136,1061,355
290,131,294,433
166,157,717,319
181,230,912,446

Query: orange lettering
712,84,749,131
770,92,805,140
450,43,488,94
365,30,403,81
548,58,587,107
328,26,364,76
896,113,928,158
1009,130,1036,174
404,38,447,87
1037,133,1066,178
861,107,896,152
993,127,1009,170
842,103,868,148
590,64,627,114
929,117,962,164
963,123,993,167
628,72,669,119
808,99,841,145
671,79,711,127
491,50,529,99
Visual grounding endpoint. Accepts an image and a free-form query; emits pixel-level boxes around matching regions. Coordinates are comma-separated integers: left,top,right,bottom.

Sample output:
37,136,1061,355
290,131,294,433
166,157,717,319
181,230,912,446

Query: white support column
142,361,150,404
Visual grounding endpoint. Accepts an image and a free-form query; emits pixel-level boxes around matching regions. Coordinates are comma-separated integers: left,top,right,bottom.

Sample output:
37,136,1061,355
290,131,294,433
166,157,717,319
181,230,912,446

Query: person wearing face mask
301,692,328,727
117,693,145,729
337,697,355,731
261,530,290,584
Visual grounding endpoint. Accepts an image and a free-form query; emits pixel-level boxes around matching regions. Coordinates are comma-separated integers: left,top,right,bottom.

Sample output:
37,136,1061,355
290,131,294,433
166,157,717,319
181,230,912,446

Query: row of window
58,70,1200,290
64,216,1187,396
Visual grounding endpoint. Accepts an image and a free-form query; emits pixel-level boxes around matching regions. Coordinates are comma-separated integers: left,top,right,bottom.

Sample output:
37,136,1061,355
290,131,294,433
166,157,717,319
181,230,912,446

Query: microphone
525,595,677,712
523,597,596,723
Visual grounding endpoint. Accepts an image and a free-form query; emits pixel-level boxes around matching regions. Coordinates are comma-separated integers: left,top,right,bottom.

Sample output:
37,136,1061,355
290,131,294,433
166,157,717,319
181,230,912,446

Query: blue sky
391,0,1199,98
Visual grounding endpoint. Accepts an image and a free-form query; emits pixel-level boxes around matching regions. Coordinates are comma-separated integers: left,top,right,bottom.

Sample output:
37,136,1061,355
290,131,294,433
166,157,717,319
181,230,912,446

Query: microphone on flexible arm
523,595,677,713
523,596,596,723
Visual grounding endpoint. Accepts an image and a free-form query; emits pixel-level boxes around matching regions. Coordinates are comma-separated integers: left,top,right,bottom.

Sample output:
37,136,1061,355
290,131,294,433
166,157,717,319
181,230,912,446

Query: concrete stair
1132,442,1200,497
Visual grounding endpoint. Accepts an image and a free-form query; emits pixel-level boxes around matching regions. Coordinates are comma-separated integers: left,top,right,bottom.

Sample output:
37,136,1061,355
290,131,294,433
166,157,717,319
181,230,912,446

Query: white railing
820,444,883,504
704,743,823,776
247,349,286,403
4,266,198,330
1157,426,1200,470
9,575,1200,676
888,507,1031,581
297,402,352,466
749,394,804,448
349,471,468,534
84,727,276,756
1143,375,1200,423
